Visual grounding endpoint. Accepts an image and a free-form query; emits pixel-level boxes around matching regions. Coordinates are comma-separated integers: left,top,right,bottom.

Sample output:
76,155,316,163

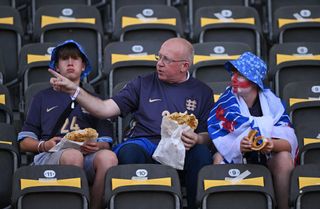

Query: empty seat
193,6,263,56
113,5,183,42
268,42,320,98
12,165,90,209
272,5,320,43
104,164,182,209
197,164,275,209
290,164,320,209
291,101,320,165
0,123,19,209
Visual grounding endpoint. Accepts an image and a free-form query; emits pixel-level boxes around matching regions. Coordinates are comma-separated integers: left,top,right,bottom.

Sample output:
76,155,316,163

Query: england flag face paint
231,72,252,95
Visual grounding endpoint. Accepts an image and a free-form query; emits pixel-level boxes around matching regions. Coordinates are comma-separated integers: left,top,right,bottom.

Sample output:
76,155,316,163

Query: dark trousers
117,143,213,209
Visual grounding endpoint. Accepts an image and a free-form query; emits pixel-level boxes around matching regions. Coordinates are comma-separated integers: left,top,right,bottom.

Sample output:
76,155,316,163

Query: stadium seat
206,81,229,103
268,42,320,98
112,5,183,42
290,164,320,209
0,6,23,86
187,0,249,39
272,5,320,43
33,4,104,84
191,42,252,84
0,123,19,209
197,164,275,209
30,0,90,31
193,6,263,57
282,80,320,113
266,0,320,41
104,164,182,209
0,0,14,7
0,83,13,124
291,101,320,165
108,0,171,33
12,165,90,209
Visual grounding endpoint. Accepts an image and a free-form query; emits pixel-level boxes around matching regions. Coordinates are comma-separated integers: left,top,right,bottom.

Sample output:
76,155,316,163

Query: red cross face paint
231,72,253,95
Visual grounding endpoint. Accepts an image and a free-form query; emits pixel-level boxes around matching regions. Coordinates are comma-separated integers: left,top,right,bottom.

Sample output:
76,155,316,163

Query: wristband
71,86,81,101
37,141,44,153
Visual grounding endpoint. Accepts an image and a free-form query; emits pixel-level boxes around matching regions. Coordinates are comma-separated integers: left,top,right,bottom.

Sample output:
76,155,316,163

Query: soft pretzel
246,129,267,151
64,128,98,142
251,136,267,151
167,112,198,130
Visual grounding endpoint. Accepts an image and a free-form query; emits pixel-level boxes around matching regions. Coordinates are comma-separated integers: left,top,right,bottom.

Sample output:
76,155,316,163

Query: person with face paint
18,40,118,209
207,52,298,209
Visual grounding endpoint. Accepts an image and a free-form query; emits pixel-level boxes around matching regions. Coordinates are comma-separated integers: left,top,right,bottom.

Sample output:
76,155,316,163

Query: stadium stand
11,165,90,209
272,5,320,44
291,100,320,165
197,164,275,209
290,164,320,209
33,4,104,84
112,5,183,42
187,0,249,39
266,0,320,42
193,6,263,57
268,42,320,98
104,164,182,209
0,123,19,209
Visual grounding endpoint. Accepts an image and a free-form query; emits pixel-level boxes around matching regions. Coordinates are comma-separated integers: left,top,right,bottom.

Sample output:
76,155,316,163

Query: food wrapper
49,137,96,152
152,115,192,170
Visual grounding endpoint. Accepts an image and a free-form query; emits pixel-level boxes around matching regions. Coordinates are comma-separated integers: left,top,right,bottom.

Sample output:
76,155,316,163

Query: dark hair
55,43,85,65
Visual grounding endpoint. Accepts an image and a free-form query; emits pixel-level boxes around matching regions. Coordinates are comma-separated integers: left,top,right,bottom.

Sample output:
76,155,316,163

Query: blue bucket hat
49,40,92,80
224,52,267,90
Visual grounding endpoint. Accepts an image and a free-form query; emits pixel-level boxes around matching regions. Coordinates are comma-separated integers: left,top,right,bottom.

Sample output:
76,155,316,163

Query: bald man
50,38,214,209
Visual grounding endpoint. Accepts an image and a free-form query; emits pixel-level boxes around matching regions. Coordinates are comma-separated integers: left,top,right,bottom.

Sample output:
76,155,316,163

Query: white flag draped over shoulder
207,87,298,163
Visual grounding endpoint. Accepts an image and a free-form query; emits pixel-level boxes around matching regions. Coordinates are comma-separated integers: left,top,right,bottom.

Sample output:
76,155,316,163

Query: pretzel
167,112,198,130
64,128,98,142
246,129,267,151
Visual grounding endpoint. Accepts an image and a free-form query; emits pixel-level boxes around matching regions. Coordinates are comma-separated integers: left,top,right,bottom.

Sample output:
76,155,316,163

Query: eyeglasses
155,54,187,65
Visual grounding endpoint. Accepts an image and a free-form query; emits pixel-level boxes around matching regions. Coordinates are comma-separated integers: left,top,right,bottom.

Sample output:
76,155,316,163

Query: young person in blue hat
207,52,298,209
18,40,118,209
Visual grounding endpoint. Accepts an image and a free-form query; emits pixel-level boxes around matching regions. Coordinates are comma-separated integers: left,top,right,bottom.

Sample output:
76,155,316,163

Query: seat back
194,6,262,56
267,0,320,41
104,164,182,209
191,42,252,83
0,6,23,86
0,123,19,208
272,5,320,43
197,164,275,209
290,164,320,209
291,101,320,164
268,42,320,98
109,0,170,33
187,0,248,39
33,4,104,84
282,80,320,113
12,165,90,209
113,5,183,42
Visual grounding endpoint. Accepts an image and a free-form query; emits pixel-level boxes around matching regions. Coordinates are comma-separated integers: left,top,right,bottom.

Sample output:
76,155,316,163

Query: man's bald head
160,38,194,65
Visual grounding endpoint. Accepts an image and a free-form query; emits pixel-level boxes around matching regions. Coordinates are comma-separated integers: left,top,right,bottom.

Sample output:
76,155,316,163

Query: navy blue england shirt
112,72,214,140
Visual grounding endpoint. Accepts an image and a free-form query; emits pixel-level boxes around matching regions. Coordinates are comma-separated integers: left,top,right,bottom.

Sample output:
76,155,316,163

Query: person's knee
60,149,84,167
269,151,294,173
94,150,118,171
117,144,149,164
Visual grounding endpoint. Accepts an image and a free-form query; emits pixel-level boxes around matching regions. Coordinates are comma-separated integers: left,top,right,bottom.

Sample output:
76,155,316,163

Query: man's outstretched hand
48,68,77,95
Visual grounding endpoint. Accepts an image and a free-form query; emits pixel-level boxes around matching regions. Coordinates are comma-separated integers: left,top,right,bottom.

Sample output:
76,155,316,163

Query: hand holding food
64,128,98,142
246,129,267,151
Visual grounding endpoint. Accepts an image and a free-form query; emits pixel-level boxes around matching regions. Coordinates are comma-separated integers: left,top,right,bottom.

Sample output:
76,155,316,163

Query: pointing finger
48,68,62,79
